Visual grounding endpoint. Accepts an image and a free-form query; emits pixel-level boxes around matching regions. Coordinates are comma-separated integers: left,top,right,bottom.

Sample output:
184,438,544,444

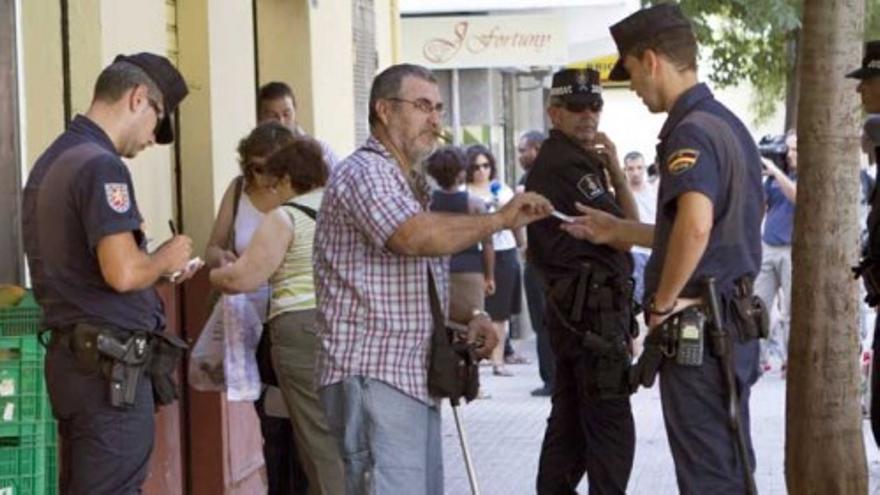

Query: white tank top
233,192,270,321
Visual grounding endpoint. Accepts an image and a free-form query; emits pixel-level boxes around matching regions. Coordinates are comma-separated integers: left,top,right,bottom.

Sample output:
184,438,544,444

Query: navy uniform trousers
536,308,635,495
659,332,760,494
46,338,153,495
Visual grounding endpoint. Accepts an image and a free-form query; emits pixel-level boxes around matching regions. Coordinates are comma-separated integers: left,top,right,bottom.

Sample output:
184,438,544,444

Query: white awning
400,0,626,15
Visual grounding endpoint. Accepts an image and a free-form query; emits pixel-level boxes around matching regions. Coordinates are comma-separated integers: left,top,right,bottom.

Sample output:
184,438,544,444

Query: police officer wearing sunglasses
525,68,639,493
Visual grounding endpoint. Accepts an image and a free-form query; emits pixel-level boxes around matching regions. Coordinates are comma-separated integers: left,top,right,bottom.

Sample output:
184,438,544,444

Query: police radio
675,307,705,366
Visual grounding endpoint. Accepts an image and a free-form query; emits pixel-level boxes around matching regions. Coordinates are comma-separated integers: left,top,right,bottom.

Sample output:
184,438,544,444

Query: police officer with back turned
526,68,639,494
22,52,190,494
562,5,766,493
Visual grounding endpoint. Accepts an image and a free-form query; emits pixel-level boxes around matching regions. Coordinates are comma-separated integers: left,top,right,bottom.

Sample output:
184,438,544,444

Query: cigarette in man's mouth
434,131,452,143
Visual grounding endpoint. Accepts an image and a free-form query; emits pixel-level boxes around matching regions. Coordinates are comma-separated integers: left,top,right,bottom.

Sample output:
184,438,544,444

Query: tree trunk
785,0,867,493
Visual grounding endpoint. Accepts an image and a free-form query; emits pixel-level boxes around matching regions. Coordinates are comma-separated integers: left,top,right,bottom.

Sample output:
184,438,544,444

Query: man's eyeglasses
557,100,603,114
388,97,445,117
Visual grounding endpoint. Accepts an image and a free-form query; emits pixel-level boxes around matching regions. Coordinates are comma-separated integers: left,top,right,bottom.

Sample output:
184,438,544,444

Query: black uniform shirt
525,129,633,281
645,83,763,302
868,147,880,257
22,115,165,332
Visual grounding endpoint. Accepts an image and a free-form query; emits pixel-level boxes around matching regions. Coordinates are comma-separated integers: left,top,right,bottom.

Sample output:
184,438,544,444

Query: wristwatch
647,295,675,316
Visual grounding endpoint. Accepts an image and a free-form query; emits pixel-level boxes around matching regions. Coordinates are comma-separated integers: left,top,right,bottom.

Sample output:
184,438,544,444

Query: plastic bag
222,294,264,401
187,294,264,401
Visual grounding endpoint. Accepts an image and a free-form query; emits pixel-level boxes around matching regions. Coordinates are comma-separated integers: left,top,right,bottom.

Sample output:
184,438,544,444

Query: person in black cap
525,67,639,494
849,41,880,448
561,4,766,493
22,52,191,494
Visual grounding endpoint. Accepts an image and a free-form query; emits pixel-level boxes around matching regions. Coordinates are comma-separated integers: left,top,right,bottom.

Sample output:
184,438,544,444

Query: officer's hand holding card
560,201,621,245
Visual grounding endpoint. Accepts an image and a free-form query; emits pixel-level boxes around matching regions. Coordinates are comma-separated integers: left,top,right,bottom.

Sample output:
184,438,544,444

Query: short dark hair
368,64,437,128
237,122,296,183
520,130,546,150
93,61,162,105
626,27,697,74
259,81,296,109
465,144,497,182
623,151,644,164
426,146,467,189
264,138,328,193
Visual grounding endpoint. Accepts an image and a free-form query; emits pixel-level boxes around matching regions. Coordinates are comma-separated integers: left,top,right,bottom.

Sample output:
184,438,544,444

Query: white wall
600,81,786,164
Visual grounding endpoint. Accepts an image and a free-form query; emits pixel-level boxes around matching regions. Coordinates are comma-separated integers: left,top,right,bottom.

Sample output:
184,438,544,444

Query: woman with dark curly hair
211,138,342,494
465,144,525,377
204,122,309,494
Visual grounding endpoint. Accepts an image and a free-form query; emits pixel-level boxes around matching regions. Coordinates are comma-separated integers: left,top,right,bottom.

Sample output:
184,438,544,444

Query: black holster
854,256,880,307
547,263,635,399
728,276,769,340
147,332,188,407
61,324,150,409
628,323,674,391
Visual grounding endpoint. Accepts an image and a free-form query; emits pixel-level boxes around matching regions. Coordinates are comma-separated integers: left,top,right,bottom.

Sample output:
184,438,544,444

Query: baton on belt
704,277,757,495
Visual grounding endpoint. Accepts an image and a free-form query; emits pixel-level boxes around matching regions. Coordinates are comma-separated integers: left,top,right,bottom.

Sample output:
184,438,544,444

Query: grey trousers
270,309,345,495
754,242,792,363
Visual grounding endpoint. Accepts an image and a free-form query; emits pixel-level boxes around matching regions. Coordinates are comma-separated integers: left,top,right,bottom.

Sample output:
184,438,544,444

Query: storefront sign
402,15,568,69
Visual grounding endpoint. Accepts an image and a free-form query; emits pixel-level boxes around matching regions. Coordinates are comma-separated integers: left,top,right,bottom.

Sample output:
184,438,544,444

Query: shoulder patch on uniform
104,183,131,213
577,173,605,200
666,149,700,175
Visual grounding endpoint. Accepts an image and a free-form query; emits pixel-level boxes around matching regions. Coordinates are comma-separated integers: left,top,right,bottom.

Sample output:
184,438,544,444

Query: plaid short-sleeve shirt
314,137,448,404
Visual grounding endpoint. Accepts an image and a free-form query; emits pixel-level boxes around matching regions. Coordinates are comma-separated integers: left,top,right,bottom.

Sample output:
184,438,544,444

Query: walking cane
450,399,481,495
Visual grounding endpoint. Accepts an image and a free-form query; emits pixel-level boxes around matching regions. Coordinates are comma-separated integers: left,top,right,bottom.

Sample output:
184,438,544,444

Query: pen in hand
168,219,177,236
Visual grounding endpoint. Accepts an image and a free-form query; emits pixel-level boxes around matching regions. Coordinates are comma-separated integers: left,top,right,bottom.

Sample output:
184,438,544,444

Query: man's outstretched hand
498,192,553,230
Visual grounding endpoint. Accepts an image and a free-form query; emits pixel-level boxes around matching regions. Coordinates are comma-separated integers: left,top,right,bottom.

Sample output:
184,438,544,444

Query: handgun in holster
96,332,151,408
548,262,634,399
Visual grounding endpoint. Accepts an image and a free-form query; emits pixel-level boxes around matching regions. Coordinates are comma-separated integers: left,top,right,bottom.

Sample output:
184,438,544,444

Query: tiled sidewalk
441,338,880,494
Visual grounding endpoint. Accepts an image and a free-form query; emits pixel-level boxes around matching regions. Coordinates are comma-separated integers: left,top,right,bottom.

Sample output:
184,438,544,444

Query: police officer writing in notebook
22,53,191,494
561,5,766,494
526,68,639,494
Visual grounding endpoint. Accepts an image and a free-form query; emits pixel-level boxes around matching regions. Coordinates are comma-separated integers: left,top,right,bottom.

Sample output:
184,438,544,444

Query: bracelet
648,296,675,316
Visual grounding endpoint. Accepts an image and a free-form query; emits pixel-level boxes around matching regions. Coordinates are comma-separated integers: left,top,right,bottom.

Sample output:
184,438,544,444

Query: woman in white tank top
204,123,307,494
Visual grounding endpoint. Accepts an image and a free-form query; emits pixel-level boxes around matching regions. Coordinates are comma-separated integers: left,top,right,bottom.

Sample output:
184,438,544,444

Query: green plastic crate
0,425,47,495
0,338,47,438
43,421,57,495
0,293,42,338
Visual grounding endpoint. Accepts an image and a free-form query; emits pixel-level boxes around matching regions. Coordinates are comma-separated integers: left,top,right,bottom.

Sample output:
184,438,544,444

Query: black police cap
847,41,880,80
113,52,189,144
549,68,602,104
608,3,693,81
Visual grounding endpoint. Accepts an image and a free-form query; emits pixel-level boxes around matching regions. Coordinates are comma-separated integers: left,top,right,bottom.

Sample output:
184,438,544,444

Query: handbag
426,268,480,405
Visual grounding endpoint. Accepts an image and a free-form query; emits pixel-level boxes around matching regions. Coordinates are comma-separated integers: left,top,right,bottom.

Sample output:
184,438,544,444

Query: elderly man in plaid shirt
314,63,552,494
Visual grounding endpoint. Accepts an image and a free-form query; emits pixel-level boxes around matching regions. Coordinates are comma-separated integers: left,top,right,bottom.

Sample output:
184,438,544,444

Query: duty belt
45,323,187,408
546,262,635,399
